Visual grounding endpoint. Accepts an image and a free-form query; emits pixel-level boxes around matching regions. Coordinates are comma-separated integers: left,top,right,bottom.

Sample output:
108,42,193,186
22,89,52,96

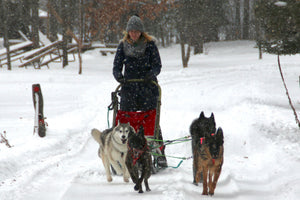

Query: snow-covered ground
1,40,300,200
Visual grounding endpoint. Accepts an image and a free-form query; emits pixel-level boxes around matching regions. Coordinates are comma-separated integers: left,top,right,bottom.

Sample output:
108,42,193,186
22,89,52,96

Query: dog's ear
210,113,215,121
130,125,136,134
216,127,224,146
138,125,145,137
199,111,205,119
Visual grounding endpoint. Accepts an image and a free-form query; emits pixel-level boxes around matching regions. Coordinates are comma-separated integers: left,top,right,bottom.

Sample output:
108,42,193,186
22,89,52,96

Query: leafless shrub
0,131,12,148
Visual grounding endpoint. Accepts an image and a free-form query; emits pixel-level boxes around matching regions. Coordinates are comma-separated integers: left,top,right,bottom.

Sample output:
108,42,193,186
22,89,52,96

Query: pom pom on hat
126,15,144,32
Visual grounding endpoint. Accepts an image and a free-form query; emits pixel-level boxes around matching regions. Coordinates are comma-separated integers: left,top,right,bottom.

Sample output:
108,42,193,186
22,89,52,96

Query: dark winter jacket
113,39,162,111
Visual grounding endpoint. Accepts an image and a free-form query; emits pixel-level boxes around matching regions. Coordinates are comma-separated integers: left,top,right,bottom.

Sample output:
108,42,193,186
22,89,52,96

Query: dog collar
212,159,215,165
200,137,205,145
200,133,216,145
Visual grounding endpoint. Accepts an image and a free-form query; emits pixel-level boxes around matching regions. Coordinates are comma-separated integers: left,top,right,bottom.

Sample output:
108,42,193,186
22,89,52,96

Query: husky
126,125,152,193
190,112,224,195
91,122,135,182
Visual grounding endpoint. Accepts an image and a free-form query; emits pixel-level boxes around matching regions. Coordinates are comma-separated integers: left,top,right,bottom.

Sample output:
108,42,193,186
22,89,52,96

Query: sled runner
109,79,166,173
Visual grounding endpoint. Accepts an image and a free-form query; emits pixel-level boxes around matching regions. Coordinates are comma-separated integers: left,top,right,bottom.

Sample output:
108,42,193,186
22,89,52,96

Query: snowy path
1,41,300,199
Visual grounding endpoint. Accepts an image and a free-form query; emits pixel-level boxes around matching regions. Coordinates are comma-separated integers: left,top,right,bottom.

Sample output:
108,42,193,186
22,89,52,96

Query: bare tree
85,0,173,43
61,0,69,67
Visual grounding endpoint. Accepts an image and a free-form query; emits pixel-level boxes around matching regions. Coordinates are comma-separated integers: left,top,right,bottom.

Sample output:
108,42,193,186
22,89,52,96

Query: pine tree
255,0,300,55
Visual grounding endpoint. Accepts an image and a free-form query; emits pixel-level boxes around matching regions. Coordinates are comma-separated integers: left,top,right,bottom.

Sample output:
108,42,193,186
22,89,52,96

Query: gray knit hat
126,15,144,32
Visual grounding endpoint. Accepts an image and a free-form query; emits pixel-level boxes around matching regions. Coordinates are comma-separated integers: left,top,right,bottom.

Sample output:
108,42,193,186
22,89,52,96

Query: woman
113,15,162,112
113,15,167,168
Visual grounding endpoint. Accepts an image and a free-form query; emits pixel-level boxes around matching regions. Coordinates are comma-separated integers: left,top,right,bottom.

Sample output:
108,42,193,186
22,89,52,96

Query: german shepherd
91,122,135,182
190,112,224,195
126,126,152,193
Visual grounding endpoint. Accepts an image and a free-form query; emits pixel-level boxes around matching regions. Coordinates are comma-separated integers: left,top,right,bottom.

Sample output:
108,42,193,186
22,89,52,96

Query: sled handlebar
114,79,161,94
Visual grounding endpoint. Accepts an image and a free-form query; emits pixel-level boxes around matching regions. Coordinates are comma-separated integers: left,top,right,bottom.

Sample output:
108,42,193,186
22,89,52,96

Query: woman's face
128,30,141,42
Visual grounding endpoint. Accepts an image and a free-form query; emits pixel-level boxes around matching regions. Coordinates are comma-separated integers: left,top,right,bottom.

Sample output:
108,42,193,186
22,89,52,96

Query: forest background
0,0,299,69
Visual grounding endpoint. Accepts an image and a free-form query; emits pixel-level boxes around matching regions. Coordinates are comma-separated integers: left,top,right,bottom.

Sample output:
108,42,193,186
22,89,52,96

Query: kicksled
107,79,192,173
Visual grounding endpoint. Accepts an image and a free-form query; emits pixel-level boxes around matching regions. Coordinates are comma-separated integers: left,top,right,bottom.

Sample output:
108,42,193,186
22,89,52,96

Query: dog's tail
91,128,102,144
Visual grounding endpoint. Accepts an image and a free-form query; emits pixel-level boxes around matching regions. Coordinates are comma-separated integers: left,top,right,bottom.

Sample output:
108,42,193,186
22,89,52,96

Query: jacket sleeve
149,41,162,77
113,42,125,81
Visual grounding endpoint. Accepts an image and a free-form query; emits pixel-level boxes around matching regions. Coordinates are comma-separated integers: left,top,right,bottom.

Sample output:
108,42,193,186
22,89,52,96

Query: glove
144,72,155,83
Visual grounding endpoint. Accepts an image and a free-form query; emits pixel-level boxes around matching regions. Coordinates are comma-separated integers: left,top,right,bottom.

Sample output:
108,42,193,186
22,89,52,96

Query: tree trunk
160,24,165,48
0,0,2,21
256,31,263,60
48,1,83,73
18,1,30,37
254,2,263,60
2,1,11,70
235,0,241,39
259,42,262,59
31,0,40,49
48,0,58,41
181,42,191,68
194,40,203,55
78,0,83,74
61,0,68,67
243,0,250,39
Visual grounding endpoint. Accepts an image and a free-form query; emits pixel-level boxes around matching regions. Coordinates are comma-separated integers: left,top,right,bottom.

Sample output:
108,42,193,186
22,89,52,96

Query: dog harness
128,143,149,166
199,133,215,144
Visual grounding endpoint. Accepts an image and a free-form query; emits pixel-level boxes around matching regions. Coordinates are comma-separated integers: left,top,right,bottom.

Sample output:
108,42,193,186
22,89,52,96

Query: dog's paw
134,185,139,191
193,181,199,186
124,177,129,183
107,177,113,182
